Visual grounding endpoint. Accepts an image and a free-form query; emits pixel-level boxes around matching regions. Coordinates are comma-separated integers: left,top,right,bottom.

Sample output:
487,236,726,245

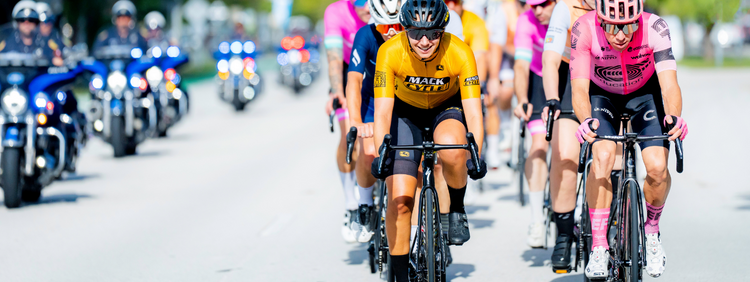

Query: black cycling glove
466,158,488,180
371,157,392,179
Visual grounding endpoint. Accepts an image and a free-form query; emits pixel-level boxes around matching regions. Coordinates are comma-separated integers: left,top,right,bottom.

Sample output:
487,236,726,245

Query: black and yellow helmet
399,0,450,30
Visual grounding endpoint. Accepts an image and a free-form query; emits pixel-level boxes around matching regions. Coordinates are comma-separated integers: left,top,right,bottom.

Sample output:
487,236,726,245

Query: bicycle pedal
553,267,572,274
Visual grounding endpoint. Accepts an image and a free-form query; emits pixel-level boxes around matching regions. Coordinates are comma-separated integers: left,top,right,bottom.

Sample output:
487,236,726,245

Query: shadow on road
551,273,584,281
497,193,526,205
447,263,475,281
1,193,93,207
465,205,489,214
468,218,494,229
59,173,100,182
522,248,552,267
737,194,750,210
344,243,369,265
483,182,508,191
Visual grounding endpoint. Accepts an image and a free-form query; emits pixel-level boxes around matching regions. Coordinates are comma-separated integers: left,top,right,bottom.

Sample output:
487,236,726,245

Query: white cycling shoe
341,210,357,243
585,246,610,279
527,222,545,248
645,233,667,278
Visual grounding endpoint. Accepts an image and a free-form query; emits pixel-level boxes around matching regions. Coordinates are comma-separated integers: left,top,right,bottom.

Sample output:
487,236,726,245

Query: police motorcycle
277,35,321,94
0,52,82,208
88,45,158,157
145,45,189,137
215,40,262,112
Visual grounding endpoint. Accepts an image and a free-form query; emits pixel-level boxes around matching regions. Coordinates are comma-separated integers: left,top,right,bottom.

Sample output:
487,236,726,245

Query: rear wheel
111,117,127,157
2,148,23,208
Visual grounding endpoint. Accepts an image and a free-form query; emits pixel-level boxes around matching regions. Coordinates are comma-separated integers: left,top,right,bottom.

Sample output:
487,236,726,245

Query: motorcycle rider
0,0,63,67
93,0,148,52
144,11,171,50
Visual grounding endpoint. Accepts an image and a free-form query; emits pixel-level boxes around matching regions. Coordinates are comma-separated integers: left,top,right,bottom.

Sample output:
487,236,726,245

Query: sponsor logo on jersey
571,37,577,49
594,65,623,82
545,36,554,43
374,71,387,88
652,18,667,32
595,55,618,60
625,60,651,81
437,64,444,71
399,151,410,157
352,49,361,66
403,76,451,92
643,110,657,121
572,22,581,37
464,76,480,86
630,53,650,60
660,30,671,40
594,107,614,119
627,45,648,52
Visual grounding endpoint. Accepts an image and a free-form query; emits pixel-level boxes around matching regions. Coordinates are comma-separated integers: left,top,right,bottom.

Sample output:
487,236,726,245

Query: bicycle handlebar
545,103,556,142
346,127,357,164
577,132,684,174
375,133,481,178
519,103,528,138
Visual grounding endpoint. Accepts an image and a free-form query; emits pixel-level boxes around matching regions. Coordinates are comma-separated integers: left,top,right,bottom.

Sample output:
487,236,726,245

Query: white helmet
36,2,54,23
12,0,39,21
112,0,136,18
369,0,402,25
144,11,166,30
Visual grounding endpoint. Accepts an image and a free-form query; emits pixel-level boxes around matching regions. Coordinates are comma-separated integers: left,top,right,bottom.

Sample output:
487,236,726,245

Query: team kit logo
403,76,452,92
594,60,651,87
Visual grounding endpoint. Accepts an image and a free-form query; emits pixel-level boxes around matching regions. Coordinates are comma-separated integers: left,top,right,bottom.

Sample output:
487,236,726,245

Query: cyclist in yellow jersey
371,1,486,280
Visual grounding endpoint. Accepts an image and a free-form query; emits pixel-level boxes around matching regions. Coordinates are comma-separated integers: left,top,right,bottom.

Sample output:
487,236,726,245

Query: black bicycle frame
577,114,684,281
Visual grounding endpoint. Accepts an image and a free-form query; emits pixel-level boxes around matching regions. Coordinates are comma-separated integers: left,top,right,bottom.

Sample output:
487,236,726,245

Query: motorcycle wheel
111,117,127,158
2,148,23,208
233,101,246,112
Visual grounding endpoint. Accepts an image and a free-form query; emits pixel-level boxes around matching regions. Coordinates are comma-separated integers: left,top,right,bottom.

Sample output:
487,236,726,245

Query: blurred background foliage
649,0,741,24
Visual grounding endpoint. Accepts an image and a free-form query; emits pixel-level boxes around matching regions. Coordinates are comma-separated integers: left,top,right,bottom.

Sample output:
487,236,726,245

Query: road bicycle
576,113,684,282
373,131,482,282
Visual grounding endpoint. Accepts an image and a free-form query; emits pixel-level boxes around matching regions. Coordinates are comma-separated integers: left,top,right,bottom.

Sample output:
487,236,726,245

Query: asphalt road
0,67,747,282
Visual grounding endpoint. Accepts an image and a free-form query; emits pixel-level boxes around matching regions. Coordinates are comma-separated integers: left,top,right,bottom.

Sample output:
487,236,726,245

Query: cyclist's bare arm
487,43,504,102
346,71,365,124
373,97,394,156
571,78,592,122
475,51,488,83
373,50,395,154
462,98,484,153
542,50,562,102
657,70,682,117
327,48,346,103
513,59,532,118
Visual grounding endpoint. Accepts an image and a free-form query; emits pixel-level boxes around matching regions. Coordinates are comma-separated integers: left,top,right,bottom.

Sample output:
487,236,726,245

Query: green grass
678,56,750,68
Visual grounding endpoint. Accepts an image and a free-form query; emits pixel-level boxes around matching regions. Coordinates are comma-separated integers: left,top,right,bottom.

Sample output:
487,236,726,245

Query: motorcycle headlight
146,67,163,88
1,88,28,116
33,92,53,114
217,59,229,73
91,74,104,90
229,57,244,75
107,71,127,95
287,49,301,64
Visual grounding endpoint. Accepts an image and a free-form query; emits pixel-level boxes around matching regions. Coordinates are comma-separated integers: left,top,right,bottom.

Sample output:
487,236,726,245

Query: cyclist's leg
384,113,423,281
433,107,472,245
335,111,358,242
549,118,580,268
354,128,377,242
628,89,671,277
526,71,549,247
497,55,515,150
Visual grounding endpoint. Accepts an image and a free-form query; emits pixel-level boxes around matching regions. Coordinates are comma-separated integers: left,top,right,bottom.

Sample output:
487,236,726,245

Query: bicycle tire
517,139,526,206
628,181,641,282
425,188,436,282
579,163,593,282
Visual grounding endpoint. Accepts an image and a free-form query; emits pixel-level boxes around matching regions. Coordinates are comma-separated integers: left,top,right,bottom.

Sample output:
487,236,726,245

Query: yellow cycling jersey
374,32,481,109
461,11,489,52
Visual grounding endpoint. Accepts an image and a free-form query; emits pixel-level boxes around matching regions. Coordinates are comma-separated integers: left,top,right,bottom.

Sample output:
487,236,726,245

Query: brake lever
545,103,556,141
665,115,684,173
376,134,392,178
466,133,481,174
578,141,589,173
329,98,340,133
345,127,357,164
520,103,528,138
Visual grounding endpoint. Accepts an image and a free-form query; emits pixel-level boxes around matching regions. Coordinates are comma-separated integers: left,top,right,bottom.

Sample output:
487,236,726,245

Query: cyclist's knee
592,148,616,175
391,196,414,217
644,157,668,183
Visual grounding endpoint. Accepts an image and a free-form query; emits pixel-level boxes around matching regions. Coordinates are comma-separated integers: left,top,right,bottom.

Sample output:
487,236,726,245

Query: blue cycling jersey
349,24,385,123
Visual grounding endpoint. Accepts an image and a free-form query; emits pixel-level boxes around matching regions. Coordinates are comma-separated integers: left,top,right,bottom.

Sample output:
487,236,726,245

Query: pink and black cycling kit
570,11,678,149
324,0,367,119
514,9,549,136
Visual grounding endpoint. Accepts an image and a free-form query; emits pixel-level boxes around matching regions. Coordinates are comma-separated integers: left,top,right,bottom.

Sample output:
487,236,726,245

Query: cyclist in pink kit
512,0,559,248
323,0,369,243
571,0,688,278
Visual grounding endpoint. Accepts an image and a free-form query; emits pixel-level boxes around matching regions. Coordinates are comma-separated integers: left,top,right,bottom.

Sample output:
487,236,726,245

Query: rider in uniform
93,0,148,53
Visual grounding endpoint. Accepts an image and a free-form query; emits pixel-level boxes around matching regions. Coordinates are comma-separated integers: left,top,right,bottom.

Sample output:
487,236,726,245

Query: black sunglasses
16,18,39,24
406,29,443,41
530,0,554,9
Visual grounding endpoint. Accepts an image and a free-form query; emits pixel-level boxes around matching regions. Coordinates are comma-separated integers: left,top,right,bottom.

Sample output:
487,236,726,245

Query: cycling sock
339,171,358,210
644,202,664,235
390,254,410,282
529,191,545,224
590,208,610,249
448,185,467,213
554,210,576,237
486,134,499,155
357,184,375,206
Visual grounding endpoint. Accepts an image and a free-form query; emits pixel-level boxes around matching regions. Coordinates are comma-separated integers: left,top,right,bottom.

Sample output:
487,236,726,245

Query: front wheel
2,148,23,208
423,188,437,282
517,139,526,206
111,117,127,157
627,182,642,282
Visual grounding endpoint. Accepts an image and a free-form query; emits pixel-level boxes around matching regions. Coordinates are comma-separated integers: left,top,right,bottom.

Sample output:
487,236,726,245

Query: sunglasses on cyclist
376,24,404,35
599,21,639,35
15,18,39,24
530,0,554,9
406,29,443,41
